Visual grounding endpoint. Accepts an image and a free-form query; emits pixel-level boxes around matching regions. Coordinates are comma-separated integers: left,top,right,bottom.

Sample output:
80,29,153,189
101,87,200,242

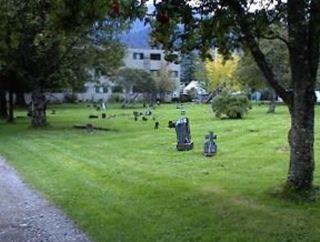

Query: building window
150,53,161,60
95,86,108,93
170,71,179,78
133,52,144,60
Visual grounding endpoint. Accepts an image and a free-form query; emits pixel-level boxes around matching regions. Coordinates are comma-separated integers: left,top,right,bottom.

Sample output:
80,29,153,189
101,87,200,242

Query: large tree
0,0,145,126
151,0,320,190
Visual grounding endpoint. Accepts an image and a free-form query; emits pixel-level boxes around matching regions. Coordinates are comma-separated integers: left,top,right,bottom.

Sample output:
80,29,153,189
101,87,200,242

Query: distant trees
205,54,240,92
180,52,197,84
235,38,291,113
115,68,155,107
154,65,177,101
115,65,178,106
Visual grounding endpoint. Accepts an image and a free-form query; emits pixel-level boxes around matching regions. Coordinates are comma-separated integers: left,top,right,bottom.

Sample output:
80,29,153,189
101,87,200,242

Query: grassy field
0,103,320,242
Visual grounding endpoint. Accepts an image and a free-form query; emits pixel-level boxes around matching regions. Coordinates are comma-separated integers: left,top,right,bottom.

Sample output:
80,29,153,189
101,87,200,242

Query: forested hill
119,20,151,49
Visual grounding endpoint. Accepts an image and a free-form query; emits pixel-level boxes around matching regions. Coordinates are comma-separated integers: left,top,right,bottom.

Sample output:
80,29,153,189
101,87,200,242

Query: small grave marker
86,123,94,133
203,132,217,157
154,121,159,129
133,111,139,121
168,120,175,128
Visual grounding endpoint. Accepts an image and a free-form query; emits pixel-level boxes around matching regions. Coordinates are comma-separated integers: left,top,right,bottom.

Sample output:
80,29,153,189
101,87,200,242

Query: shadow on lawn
268,184,320,204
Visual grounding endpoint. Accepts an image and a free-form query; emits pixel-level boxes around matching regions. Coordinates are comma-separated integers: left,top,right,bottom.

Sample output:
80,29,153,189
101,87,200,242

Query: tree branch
259,34,290,49
227,0,292,106
308,0,320,82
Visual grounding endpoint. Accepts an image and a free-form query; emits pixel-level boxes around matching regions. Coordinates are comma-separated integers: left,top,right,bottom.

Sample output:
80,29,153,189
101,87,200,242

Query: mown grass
0,103,320,242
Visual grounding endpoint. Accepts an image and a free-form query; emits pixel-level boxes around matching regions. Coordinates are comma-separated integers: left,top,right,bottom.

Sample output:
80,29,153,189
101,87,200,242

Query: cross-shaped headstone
203,131,217,156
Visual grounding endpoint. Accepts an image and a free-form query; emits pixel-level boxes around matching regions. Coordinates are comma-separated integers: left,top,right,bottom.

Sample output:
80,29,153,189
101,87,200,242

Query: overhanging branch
227,0,293,106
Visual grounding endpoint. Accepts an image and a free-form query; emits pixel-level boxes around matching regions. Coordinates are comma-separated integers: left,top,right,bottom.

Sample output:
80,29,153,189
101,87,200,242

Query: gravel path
0,157,91,242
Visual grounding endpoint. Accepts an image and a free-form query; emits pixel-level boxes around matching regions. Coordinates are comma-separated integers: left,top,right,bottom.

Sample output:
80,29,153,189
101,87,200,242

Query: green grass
1,103,320,242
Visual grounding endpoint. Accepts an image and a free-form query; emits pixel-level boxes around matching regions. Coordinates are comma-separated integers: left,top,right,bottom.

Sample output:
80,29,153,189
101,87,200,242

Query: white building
123,48,181,99
183,80,209,102
44,48,181,103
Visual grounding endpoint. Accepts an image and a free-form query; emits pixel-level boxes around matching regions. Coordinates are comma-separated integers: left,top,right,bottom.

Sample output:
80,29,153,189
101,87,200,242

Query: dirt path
0,157,91,242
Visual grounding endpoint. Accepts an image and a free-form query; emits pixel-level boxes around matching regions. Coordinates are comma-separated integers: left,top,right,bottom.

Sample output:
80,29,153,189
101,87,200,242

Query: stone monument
175,118,193,151
203,132,217,156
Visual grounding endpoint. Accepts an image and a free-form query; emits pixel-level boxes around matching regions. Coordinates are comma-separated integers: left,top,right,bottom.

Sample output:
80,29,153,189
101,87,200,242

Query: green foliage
154,65,177,96
0,0,144,93
211,91,251,119
205,54,240,92
116,68,156,94
180,52,197,84
64,93,78,103
235,38,291,91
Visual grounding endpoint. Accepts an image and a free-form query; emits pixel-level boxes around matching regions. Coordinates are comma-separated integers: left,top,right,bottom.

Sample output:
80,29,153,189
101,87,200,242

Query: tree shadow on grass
268,184,320,204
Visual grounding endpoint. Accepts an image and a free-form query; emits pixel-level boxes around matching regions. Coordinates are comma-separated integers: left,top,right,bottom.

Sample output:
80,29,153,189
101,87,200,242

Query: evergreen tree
180,52,197,84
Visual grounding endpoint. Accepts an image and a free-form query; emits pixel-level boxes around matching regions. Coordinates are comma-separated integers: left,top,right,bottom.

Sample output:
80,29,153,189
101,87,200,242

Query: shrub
64,93,78,103
211,91,251,119
109,93,124,103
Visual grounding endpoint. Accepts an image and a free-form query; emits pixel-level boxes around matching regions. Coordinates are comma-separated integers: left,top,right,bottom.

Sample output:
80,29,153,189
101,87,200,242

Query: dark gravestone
102,113,106,119
96,107,101,111
154,121,159,129
203,132,217,157
86,123,94,133
175,118,193,151
133,111,139,121
142,116,148,121
168,121,175,128
89,115,99,119
51,109,56,115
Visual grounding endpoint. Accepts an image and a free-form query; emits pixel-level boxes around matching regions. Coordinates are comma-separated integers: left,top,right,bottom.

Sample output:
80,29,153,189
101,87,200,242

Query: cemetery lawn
1,103,320,242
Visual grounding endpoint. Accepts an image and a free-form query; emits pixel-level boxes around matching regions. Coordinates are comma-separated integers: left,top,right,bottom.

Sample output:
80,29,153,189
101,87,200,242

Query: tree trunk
228,0,319,191
287,90,315,190
122,91,129,108
0,90,8,119
7,91,14,123
31,91,47,127
267,89,277,113
16,92,26,107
